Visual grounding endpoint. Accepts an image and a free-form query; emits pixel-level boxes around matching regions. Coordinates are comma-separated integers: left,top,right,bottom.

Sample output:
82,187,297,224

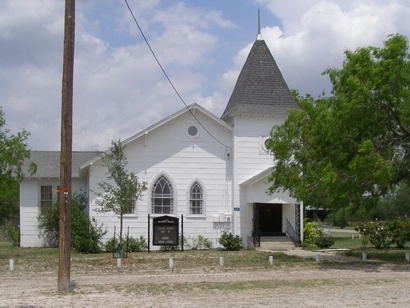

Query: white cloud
245,0,410,95
69,1,237,151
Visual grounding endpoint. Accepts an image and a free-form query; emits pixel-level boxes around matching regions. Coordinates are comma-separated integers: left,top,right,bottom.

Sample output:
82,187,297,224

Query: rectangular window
124,201,136,215
40,185,53,212
127,206,136,215
190,200,202,214
56,185,60,204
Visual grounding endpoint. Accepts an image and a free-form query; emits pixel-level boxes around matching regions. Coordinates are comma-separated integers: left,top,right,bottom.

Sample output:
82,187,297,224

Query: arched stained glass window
151,176,173,214
190,181,203,214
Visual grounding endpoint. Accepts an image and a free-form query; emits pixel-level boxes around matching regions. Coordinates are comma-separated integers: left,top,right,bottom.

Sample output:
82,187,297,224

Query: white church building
20,32,303,249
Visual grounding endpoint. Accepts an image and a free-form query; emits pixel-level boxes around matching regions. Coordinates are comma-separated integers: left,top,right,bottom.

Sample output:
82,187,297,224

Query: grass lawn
1,240,316,274
301,229,410,263
2,230,410,272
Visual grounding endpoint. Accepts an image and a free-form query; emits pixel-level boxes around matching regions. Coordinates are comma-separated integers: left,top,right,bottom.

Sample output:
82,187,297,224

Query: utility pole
58,0,75,293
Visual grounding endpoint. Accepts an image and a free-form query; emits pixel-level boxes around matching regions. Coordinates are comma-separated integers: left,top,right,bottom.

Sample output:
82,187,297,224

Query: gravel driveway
1,261,410,307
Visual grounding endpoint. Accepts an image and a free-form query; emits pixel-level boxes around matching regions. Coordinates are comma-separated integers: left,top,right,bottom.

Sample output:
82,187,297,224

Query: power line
124,0,229,149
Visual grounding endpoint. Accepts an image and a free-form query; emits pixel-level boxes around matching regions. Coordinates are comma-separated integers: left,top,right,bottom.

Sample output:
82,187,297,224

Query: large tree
0,107,36,225
95,140,147,246
267,34,410,212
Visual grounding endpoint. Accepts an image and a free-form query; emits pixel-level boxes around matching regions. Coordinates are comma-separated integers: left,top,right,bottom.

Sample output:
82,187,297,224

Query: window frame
39,185,53,213
151,175,174,215
189,181,203,215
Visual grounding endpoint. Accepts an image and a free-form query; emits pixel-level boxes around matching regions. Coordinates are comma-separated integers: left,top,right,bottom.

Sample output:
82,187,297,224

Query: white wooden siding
88,111,233,248
231,115,296,242
20,107,302,248
20,178,89,247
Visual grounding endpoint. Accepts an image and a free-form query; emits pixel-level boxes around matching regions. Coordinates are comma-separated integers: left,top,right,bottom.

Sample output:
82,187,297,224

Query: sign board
153,215,179,246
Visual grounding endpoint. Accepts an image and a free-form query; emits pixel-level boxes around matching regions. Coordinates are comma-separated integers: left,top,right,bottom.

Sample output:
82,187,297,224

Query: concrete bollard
116,258,122,270
362,253,367,262
405,253,409,262
269,255,273,266
352,235,354,240
169,257,174,271
219,256,224,268
9,259,14,272
316,254,320,263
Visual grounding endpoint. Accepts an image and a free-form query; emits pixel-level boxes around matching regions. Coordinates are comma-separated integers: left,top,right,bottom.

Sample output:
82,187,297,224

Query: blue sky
1,0,410,151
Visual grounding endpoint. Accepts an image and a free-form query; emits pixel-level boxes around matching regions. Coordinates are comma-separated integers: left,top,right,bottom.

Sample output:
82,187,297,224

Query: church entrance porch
254,203,284,236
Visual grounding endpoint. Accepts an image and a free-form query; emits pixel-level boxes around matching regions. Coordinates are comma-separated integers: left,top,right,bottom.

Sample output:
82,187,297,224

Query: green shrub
105,235,148,252
160,245,178,251
37,201,59,247
218,231,243,251
37,192,107,253
303,218,323,244
185,235,213,250
3,220,20,246
355,219,410,249
386,219,410,249
127,236,148,252
198,235,213,249
104,237,118,252
360,235,370,248
314,234,335,249
72,217,106,254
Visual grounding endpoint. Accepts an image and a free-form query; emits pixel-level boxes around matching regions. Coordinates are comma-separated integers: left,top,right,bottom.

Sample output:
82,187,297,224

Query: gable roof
221,37,298,124
23,151,98,178
80,103,232,169
241,167,273,186
123,103,232,145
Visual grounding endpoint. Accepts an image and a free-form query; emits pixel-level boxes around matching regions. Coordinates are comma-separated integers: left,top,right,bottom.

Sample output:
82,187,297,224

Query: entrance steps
258,236,295,251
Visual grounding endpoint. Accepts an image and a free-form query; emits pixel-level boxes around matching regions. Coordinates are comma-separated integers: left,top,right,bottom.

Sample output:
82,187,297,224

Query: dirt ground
1,260,410,308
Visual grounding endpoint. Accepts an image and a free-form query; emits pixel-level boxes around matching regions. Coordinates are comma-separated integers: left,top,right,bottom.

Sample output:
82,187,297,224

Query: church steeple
221,14,297,124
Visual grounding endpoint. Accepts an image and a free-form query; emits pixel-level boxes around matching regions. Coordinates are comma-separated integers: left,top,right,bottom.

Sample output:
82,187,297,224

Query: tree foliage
268,34,410,211
37,192,107,253
0,107,36,225
94,140,147,243
376,182,410,220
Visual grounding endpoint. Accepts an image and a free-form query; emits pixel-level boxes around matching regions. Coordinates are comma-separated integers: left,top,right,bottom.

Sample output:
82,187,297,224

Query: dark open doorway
253,203,284,236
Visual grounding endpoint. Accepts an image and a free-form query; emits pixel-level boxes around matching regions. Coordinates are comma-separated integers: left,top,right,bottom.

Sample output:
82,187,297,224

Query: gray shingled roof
221,38,298,124
22,151,98,178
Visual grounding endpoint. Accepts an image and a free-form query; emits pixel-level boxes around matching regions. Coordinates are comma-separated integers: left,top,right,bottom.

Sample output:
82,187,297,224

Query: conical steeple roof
221,36,297,124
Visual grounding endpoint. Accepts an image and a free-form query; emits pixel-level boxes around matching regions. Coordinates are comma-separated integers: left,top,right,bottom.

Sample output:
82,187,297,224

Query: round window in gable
264,138,271,149
187,125,198,137
261,137,271,153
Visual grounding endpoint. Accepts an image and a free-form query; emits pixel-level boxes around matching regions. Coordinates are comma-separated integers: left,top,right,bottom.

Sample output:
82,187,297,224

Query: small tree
95,140,147,246
0,107,36,226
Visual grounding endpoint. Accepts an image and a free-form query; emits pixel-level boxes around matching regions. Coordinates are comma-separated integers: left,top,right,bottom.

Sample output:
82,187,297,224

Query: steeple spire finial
256,9,263,40
258,9,261,34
